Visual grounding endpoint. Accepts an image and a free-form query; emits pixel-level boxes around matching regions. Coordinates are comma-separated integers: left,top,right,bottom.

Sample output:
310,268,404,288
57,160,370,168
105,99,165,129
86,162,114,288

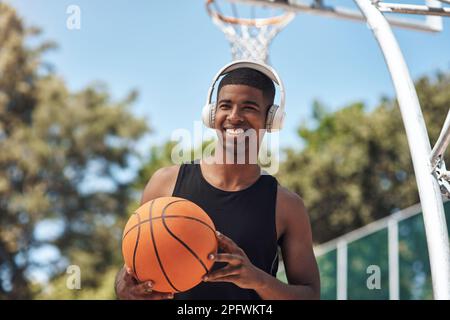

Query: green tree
277,74,450,244
133,140,215,199
0,3,148,299
133,141,180,191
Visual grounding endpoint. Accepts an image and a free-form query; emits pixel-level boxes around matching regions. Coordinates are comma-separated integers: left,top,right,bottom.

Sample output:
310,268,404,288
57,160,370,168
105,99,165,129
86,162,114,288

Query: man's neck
200,153,262,192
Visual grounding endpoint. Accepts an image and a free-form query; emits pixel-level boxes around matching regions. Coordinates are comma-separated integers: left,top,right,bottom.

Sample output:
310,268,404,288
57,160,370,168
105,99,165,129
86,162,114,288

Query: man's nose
227,106,244,123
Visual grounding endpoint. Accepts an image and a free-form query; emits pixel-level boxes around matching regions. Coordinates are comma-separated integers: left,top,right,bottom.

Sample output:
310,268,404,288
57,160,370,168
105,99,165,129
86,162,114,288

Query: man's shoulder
140,165,181,204
276,184,305,211
276,184,311,242
276,184,309,226
151,165,181,182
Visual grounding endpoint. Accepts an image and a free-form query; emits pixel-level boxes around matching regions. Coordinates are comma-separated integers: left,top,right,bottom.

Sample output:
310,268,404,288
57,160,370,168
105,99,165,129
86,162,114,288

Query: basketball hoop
205,0,295,63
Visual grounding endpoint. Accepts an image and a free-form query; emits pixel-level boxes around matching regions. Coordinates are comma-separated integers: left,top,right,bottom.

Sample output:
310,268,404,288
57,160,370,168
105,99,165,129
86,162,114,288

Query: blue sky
8,0,450,155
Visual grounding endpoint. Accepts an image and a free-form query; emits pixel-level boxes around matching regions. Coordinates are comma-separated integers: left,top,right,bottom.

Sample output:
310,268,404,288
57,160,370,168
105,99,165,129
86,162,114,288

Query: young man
115,62,320,300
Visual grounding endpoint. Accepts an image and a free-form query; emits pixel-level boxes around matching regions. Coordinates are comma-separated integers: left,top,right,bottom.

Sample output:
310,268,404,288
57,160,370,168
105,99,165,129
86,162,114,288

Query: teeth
226,128,245,135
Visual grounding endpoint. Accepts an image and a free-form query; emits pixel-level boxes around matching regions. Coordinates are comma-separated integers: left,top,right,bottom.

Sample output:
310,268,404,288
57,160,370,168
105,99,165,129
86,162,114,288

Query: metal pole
388,219,399,300
231,0,442,32
353,0,450,300
336,240,348,300
376,2,450,16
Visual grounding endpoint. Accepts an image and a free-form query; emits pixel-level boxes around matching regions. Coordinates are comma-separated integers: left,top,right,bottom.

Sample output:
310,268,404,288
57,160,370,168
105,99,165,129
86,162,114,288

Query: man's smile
223,127,249,138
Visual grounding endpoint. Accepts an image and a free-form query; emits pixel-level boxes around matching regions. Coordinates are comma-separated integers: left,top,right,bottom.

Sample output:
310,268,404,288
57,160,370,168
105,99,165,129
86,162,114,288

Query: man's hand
203,231,267,290
115,266,174,300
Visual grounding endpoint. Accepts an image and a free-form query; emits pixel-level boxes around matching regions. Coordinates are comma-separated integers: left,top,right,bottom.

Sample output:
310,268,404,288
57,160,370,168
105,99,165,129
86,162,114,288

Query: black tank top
172,162,280,300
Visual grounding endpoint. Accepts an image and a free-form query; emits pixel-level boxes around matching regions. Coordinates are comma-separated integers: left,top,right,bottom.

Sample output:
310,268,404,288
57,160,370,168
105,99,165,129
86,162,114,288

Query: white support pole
337,240,348,300
376,2,450,17
353,0,450,300
388,219,400,300
231,0,442,32
425,0,444,32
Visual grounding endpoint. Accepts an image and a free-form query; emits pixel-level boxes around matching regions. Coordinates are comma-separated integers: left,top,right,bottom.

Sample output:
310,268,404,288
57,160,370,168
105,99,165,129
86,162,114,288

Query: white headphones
202,60,286,132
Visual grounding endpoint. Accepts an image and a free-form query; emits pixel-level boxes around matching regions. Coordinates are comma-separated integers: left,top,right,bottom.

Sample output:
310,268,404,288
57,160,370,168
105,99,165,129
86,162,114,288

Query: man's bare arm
255,188,320,300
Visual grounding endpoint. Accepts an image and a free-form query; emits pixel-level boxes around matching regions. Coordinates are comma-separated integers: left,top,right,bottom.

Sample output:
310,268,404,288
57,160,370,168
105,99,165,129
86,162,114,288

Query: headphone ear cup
266,104,285,132
202,103,216,128
265,105,277,132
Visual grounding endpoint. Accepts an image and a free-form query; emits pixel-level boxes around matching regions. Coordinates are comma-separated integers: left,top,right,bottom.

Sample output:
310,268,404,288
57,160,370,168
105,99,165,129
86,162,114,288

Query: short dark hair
217,68,275,106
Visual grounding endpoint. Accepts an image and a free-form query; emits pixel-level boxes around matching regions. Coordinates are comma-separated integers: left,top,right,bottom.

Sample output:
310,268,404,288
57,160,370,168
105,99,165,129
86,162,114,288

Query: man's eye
244,106,257,111
219,105,231,109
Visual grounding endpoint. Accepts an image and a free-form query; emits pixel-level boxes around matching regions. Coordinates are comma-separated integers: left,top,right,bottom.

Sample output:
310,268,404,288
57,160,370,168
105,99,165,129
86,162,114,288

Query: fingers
130,288,174,300
210,253,243,266
121,267,174,300
134,280,154,295
205,275,239,283
132,281,175,300
124,266,138,283
126,266,134,276
204,265,241,282
216,231,243,254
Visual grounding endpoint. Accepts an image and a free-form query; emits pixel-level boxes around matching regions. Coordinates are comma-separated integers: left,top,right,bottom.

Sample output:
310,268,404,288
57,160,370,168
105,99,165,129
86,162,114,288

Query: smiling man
115,61,320,300
213,66,273,162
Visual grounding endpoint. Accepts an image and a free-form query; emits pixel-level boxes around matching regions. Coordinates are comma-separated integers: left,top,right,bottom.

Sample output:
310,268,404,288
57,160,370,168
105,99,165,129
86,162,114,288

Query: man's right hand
115,266,174,300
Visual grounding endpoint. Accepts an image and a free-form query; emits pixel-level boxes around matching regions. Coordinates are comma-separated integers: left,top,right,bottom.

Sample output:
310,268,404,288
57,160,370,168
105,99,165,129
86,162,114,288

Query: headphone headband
205,60,285,113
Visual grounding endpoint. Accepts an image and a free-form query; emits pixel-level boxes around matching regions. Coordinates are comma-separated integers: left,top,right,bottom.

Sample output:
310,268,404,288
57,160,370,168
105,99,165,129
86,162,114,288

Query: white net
206,0,295,63
211,15,294,63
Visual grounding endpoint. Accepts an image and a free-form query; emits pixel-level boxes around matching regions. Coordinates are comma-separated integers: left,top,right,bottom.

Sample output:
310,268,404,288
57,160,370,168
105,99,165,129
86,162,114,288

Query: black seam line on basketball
149,199,181,293
122,215,216,241
132,212,142,282
161,201,209,274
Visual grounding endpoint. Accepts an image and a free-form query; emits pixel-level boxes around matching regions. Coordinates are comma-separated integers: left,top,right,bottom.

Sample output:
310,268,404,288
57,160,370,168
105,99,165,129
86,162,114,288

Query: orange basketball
122,196,218,293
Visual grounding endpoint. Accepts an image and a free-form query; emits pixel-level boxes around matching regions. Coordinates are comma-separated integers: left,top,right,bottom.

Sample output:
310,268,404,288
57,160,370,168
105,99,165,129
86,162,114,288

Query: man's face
214,84,269,161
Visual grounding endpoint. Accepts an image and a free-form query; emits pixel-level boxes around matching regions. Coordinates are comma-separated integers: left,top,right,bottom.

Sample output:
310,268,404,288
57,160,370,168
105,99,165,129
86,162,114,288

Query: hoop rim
205,0,295,26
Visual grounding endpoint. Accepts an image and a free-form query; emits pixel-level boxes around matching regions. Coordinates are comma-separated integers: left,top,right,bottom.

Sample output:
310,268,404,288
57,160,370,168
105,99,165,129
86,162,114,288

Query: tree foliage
0,3,148,299
277,74,450,244
133,139,215,196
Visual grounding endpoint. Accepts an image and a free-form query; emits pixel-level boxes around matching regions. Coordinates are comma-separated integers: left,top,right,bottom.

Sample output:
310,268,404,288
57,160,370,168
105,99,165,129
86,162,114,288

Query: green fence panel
317,250,337,300
347,229,390,299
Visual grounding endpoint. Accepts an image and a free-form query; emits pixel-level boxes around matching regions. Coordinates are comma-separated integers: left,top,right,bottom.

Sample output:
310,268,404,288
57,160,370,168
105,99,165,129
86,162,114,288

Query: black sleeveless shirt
172,162,280,300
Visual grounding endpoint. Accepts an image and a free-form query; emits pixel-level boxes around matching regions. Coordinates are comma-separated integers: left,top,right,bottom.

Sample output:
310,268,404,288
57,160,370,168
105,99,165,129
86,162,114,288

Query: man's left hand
203,231,267,290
